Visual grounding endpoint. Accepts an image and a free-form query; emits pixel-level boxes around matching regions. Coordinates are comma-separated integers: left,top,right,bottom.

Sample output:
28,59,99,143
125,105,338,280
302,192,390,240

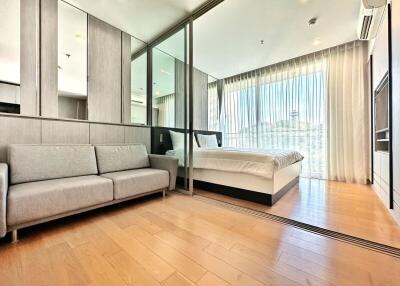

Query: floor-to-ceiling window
217,56,327,179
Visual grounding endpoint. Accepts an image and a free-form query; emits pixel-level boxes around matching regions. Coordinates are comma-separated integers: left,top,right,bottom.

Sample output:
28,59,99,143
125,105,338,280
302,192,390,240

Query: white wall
370,6,400,224
391,0,400,224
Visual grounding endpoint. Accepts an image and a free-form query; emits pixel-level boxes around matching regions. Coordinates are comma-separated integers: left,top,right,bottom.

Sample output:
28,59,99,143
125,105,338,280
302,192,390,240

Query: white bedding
166,147,303,179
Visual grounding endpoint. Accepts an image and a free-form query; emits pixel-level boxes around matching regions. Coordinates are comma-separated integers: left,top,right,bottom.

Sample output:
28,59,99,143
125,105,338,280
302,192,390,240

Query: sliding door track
193,195,400,258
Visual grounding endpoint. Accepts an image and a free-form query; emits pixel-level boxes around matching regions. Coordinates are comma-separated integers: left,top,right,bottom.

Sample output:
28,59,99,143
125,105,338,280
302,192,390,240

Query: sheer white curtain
327,41,369,184
257,55,327,178
208,81,220,131
220,56,327,178
219,41,369,182
156,94,175,127
221,72,258,148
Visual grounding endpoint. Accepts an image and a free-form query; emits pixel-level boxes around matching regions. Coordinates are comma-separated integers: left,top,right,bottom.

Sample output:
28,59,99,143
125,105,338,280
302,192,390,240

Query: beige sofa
0,144,178,242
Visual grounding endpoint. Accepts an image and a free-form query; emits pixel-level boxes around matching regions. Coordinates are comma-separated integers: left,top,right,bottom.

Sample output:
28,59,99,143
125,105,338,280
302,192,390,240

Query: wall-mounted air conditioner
357,0,387,40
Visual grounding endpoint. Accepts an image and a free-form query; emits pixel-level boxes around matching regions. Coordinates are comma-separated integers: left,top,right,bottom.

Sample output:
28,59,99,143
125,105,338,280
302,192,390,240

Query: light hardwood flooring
195,178,400,248
0,192,399,286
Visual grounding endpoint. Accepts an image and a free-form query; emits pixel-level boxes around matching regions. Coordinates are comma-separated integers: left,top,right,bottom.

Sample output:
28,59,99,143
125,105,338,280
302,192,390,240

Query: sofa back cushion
8,144,98,185
95,144,150,174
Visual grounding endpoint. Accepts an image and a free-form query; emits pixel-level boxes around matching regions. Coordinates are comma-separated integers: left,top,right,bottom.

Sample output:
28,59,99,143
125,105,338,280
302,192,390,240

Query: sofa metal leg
11,230,18,243
163,189,166,198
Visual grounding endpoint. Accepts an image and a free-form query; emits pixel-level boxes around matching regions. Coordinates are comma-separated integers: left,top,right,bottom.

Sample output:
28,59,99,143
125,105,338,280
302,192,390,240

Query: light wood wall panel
122,32,131,124
125,126,151,152
88,16,122,124
0,116,152,162
0,116,41,162
41,120,89,144
89,123,124,144
193,68,209,130
20,0,40,116
40,0,58,117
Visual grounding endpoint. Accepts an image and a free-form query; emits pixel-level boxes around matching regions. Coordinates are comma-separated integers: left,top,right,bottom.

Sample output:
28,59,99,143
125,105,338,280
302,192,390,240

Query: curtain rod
220,40,365,82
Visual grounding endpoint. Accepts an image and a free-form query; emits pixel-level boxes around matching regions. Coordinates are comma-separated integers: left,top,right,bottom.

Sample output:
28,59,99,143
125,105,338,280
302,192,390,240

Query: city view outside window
215,70,327,179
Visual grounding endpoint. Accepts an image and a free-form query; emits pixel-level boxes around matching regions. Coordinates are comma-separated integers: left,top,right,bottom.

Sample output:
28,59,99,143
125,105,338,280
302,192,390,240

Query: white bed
166,147,303,204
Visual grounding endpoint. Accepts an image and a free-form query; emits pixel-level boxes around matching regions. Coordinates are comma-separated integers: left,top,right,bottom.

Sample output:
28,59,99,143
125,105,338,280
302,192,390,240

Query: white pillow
169,131,199,150
197,134,219,148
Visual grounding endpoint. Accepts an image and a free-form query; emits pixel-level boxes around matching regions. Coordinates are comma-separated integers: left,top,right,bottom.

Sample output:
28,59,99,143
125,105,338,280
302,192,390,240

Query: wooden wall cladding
121,32,132,124
41,120,89,144
125,126,151,152
0,117,41,162
40,0,58,118
0,115,151,162
88,16,122,124
20,0,40,116
89,123,124,144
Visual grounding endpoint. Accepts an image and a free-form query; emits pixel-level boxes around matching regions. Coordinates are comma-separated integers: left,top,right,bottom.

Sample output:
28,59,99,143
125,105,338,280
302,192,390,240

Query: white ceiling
1,0,363,98
194,0,362,79
66,0,210,42
58,1,87,97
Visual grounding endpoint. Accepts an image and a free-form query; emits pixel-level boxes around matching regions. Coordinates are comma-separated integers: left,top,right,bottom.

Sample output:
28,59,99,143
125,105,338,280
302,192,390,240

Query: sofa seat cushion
7,176,113,227
101,169,169,200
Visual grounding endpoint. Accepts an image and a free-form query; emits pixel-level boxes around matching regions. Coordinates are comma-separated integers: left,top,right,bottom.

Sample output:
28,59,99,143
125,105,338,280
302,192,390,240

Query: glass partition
152,48,176,127
58,0,88,120
130,37,147,125
0,0,20,113
152,28,189,190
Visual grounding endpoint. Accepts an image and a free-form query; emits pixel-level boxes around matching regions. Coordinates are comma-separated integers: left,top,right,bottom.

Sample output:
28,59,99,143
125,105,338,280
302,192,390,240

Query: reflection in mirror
152,29,185,128
130,37,147,125
58,0,87,120
0,0,20,114
151,27,189,191
207,75,219,132
152,48,176,127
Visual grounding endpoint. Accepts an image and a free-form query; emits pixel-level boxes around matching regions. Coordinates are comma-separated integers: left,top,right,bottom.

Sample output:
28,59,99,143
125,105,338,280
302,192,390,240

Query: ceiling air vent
360,15,373,40
357,0,386,41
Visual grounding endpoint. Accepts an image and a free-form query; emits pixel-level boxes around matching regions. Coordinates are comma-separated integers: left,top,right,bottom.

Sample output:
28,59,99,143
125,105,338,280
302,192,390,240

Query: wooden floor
0,192,399,286
195,178,400,248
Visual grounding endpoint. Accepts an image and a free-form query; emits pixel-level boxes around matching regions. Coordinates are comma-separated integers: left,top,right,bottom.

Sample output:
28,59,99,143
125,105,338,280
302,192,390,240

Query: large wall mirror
1,0,151,125
130,37,147,125
152,29,186,128
0,0,20,114
58,0,88,120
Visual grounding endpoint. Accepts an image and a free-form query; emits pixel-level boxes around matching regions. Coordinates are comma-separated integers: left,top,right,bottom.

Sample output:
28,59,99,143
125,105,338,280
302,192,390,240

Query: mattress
166,147,303,179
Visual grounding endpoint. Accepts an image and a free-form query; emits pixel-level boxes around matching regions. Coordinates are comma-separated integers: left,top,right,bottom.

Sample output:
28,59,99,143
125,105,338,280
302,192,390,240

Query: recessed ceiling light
308,17,318,26
312,38,321,46
299,0,309,4
161,69,172,76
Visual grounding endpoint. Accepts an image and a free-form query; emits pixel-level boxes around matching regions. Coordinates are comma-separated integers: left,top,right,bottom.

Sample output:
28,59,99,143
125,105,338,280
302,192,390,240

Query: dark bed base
193,176,299,206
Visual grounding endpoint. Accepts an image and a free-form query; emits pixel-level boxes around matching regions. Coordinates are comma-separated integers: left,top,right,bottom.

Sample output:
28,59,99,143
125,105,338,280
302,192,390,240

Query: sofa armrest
148,155,178,191
0,163,8,238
